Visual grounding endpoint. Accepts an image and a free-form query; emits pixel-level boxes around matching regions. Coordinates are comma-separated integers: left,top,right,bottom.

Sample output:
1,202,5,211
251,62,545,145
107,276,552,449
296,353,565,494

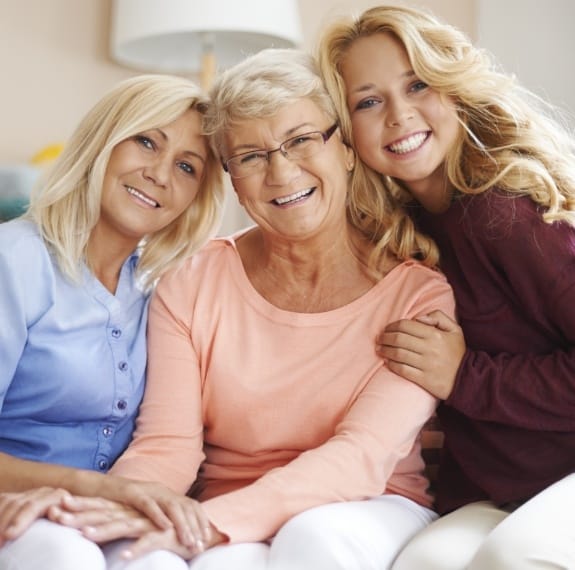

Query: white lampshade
110,0,303,74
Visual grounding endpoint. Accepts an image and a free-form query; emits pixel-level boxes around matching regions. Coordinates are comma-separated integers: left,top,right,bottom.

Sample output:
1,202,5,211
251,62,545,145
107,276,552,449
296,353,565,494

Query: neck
87,229,139,294
237,225,379,312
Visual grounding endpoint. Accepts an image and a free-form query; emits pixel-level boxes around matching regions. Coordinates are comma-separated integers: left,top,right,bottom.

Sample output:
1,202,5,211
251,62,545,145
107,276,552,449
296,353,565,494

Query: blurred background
0,0,573,231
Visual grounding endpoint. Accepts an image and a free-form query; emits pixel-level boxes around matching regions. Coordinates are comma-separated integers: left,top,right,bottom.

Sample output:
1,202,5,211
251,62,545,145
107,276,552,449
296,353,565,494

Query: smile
126,186,160,208
387,132,429,154
272,187,315,206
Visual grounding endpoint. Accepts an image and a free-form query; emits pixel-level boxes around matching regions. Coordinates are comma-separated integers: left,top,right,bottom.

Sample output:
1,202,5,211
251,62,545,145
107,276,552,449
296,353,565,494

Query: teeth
388,132,428,154
274,188,313,205
126,186,159,207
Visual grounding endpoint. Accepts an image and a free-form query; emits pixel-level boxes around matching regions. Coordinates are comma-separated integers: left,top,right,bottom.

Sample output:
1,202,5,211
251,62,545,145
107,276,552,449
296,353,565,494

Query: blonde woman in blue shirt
0,74,223,569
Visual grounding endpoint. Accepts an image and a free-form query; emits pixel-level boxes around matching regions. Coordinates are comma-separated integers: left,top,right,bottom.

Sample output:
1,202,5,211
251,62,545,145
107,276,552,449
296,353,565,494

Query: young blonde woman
0,74,223,569
319,5,575,569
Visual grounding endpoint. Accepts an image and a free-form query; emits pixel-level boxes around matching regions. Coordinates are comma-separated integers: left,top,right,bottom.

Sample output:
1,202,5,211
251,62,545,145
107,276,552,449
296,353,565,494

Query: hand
0,487,70,544
376,310,466,400
50,493,212,552
120,524,226,562
50,496,225,561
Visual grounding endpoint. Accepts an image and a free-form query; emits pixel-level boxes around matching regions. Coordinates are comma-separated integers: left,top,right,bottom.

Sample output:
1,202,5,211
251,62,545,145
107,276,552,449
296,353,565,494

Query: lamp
110,0,303,89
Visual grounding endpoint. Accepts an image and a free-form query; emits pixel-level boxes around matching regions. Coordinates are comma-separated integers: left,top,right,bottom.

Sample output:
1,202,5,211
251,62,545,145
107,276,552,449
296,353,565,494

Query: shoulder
455,189,543,236
0,218,51,267
155,235,239,293
0,217,42,243
386,261,456,318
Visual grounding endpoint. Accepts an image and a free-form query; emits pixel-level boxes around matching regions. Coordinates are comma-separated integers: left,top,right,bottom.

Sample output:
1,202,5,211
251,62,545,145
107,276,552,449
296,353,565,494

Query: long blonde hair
27,74,224,288
319,5,575,228
205,47,438,271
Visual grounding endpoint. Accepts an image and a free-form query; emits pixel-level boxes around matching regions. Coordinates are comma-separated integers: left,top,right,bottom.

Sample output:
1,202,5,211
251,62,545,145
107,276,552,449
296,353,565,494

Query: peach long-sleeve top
111,234,456,543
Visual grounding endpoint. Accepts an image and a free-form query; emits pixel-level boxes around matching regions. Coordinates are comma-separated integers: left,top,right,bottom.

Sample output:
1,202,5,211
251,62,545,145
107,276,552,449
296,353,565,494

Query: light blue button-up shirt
0,219,148,472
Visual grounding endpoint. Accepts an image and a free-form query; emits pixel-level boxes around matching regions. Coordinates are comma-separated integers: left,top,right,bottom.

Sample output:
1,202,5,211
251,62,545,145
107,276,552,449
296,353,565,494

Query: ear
344,144,355,172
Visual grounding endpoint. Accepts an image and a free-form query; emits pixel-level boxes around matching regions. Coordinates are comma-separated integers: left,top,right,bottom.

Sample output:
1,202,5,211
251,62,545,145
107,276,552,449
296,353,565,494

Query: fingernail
121,550,133,560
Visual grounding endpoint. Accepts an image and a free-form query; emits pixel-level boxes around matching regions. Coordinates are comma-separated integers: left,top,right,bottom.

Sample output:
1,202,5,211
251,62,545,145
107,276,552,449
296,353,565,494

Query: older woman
53,49,456,570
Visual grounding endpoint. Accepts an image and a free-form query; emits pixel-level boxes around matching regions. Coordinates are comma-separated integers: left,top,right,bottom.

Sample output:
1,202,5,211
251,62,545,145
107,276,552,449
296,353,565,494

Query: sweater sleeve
109,279,205,492
447,198,575,431
202,368,436,543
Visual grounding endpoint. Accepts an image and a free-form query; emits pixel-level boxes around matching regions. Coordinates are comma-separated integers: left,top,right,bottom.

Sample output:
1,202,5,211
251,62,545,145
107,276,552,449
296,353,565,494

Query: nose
265,150,300,186
143,156,170,187
385,96,414,128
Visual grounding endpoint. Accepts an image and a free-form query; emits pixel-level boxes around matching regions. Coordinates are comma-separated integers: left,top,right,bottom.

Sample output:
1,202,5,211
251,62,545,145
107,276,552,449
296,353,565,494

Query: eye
238,151,266,165
286,133,315,149
178,161,197,176
409,80,428,93
134,135,155,150
354,97,380,111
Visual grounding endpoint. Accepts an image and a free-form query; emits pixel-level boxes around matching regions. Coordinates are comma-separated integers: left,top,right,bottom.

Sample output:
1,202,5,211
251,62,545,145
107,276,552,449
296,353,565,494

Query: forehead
224,98,329,152
341,33,410,84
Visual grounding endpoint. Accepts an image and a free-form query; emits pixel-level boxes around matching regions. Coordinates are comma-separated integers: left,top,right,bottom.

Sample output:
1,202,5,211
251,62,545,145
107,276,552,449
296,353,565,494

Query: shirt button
98,459,109,470
118,361,128,372
111,329,122,339
117,399,127,410
103,426,113,437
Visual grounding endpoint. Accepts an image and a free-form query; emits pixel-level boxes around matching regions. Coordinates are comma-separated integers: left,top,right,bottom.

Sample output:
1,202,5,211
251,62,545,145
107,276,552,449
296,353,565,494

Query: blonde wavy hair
26,74,224,289
204,47,436,272
319,5,575,234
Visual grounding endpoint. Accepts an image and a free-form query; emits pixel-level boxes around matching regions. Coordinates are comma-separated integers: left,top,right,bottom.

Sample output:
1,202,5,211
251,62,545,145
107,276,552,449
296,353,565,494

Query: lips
272,187,315,206
387,131,429,154
125,186,160,208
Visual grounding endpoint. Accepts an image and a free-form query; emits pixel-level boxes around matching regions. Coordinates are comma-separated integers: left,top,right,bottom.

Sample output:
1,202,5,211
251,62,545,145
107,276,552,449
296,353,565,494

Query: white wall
477,0,575,121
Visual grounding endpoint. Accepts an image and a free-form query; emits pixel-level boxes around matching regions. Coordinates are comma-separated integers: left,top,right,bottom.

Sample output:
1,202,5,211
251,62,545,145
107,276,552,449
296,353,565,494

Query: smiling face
340,32,460,211
223,98,354,241
94,108,207,251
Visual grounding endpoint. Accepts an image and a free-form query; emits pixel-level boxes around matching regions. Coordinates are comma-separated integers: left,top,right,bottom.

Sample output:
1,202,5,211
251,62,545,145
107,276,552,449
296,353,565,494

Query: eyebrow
149,128,206,164
229,122,318,154
351,70,416,95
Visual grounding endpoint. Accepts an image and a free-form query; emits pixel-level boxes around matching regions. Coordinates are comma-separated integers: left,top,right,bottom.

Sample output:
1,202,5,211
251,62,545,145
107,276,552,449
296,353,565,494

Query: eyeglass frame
222,123,339,179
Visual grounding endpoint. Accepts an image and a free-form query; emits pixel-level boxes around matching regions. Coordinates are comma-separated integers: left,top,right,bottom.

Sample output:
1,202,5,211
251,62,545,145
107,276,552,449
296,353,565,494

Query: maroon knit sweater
414,189,575,514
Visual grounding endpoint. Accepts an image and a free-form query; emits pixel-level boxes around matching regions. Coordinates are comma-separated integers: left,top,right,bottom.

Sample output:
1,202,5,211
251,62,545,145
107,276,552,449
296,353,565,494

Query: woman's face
96,108,208,249
223,98,354,241
340,32,460,210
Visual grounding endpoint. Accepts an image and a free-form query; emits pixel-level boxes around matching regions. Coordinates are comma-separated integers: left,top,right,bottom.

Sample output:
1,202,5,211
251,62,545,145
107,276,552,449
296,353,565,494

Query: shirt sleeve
109,275,205,492
447,199,575,431
0,227,52,406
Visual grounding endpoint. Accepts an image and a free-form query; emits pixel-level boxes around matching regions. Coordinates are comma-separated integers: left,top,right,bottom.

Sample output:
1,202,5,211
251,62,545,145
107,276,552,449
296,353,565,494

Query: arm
380,195,575,430
202,369,437,543
0,227,198,540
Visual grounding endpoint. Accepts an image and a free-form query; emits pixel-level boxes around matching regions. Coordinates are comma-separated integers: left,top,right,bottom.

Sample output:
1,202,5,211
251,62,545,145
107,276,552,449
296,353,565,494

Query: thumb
416,309,458,332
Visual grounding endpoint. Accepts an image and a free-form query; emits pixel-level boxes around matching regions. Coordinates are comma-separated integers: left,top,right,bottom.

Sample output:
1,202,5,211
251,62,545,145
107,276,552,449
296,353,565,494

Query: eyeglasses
223,124,339,179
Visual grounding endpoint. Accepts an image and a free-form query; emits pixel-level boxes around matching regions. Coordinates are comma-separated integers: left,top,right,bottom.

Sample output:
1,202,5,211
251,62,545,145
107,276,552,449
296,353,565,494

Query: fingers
82,516,156,544
0,488,70,542
128,493,173,531
122,482,211,550
120,528,196,561
415,310,459,332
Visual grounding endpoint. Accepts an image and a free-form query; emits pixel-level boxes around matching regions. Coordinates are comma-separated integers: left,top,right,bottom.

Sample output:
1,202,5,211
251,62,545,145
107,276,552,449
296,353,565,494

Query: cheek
350,115,380,162
175,184,201,211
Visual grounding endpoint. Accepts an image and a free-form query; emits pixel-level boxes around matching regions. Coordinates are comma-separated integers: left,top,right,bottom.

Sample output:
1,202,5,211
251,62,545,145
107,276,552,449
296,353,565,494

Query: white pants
0,495,435,570
182,495,436,570
392,473,575,570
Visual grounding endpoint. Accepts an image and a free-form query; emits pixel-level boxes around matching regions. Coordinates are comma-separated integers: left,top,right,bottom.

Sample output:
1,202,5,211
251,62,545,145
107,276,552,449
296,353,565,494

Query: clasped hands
0,481,224,560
